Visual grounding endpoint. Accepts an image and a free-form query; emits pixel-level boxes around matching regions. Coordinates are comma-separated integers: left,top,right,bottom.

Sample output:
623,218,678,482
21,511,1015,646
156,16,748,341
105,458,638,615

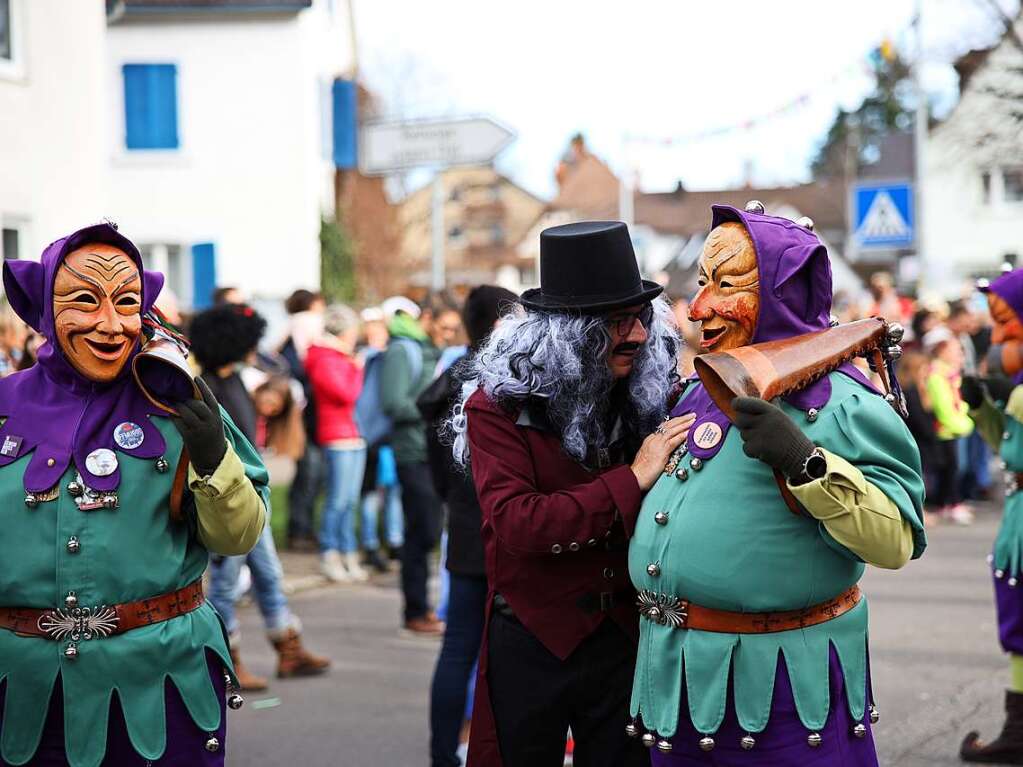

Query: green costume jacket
628,372,926,738
0,416,269,767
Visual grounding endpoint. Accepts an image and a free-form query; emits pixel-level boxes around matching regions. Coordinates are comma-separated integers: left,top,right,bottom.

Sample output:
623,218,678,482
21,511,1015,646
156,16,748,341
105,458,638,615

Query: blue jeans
360,484,404,550
429,574,488,767
320,445,367,554
208,524,293,636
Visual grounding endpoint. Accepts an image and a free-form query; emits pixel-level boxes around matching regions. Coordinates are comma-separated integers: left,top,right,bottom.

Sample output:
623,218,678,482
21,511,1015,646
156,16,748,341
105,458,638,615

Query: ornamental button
568,542,580,552
646,562,661,577
551,544,563,554
65,591,78,609
603,567,615,580
64,643,78,660
67,481,84,497
586,538,598,547
66,536,81,554
654,511,669,525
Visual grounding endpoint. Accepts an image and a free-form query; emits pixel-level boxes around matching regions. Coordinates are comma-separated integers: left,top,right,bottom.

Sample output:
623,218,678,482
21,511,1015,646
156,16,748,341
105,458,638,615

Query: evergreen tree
811,46,915,179
319,218,357,303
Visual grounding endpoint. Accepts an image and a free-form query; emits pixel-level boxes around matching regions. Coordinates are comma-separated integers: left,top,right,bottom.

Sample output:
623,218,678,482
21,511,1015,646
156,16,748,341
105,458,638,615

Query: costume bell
627,203,927,765
960,269,1023,764
0,223,267,766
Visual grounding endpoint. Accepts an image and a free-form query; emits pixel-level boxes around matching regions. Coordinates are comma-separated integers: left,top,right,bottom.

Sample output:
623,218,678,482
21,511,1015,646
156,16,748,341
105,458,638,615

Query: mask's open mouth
700,326,726,349
84,337,128,361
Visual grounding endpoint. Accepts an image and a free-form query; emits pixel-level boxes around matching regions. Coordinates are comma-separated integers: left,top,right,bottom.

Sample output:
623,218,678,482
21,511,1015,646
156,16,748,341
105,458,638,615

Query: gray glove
731,396,816,481
172,377,227,477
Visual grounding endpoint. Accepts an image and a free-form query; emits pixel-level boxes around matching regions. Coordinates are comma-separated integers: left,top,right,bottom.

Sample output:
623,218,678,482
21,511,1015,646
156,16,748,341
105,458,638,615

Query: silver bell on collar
741,734,756,750
656,738,673,754
641,732,656,748
204,736,221,753
698,736,716,752
744,200,766,215
625,721,640,738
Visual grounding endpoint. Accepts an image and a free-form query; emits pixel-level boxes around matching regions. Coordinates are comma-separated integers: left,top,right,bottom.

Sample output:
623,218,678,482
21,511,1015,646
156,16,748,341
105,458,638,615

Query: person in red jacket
305,304,367,582
449,221,694,767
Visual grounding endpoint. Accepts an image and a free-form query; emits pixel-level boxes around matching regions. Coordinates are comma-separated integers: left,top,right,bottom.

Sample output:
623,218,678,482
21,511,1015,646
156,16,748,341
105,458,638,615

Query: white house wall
924,23,1023,296
0,0,109,259
106,3,351,303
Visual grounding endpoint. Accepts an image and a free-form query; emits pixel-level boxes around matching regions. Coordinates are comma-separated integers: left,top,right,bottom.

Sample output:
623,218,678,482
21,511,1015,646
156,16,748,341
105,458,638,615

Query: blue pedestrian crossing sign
852,181,915,249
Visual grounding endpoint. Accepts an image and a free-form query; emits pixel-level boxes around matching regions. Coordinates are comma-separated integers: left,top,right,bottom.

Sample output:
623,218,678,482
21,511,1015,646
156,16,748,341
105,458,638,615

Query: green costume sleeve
188,407,270,555
926,370,974,439
189,441,266,555
802,387,927,562
787,449,914,569
970,398,1006,452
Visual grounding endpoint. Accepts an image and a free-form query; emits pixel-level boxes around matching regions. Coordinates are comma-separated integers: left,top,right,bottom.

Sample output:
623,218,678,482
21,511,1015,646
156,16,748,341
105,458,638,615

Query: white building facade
0,0,110,262
105,0,353,308
924,15,1023,296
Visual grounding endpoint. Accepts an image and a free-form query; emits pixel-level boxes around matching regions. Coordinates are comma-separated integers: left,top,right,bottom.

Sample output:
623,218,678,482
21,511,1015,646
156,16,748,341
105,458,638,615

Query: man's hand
172,377,227,477
731,396,816,481
630,413,696,490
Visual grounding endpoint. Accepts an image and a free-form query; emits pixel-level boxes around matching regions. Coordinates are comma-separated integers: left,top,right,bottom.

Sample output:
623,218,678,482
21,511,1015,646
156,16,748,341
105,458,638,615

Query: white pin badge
113,422,145,450
692,421,723,450
85,448,118,477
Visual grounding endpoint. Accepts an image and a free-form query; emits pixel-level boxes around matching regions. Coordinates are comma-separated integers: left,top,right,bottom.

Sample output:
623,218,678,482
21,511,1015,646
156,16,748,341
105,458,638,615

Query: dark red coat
464,389,642,767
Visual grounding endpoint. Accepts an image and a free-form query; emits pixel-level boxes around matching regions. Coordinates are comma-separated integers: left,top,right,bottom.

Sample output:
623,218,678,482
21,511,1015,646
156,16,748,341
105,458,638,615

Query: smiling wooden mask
53,243,142,382
687,222,760,353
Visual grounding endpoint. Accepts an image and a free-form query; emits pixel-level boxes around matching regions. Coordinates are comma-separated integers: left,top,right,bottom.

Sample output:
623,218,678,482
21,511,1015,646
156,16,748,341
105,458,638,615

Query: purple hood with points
0,223,171,493
983,269,1023,321
676,206,877,458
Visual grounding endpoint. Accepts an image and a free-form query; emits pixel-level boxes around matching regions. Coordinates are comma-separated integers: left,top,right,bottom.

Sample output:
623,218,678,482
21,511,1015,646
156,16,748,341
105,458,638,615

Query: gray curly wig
450,296,680,464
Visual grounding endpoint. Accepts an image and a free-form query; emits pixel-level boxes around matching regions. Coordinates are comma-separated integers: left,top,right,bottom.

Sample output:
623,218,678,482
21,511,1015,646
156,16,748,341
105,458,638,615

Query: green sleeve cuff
1008,387,1023,424
192,443,267,555
787,448,913,569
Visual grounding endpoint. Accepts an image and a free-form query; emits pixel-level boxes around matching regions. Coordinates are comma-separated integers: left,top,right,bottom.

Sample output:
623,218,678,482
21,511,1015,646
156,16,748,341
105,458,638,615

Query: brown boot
230,646,269,692
272,628,331,678
962,690,1023,763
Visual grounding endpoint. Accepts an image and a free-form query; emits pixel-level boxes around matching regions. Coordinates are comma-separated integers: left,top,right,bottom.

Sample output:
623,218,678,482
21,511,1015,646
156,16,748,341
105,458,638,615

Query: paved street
228,506,1011,767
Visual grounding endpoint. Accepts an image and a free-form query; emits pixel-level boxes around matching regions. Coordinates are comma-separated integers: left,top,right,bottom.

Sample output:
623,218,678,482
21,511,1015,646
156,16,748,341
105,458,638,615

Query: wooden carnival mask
53,243,142,383
989,292,1023,345
688,222,760,353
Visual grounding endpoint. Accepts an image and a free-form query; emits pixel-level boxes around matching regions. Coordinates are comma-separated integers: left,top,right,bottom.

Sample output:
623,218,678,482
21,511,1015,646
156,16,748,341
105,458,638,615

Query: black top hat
520,221,663,313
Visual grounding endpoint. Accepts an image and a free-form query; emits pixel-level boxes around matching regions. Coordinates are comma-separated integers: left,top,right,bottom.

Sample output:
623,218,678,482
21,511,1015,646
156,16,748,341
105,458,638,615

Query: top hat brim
519,280,663,313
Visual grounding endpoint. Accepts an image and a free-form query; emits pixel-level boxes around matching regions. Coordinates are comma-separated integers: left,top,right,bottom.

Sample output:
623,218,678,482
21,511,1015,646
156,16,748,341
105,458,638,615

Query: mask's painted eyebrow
114,273,141,293
710,246,743,280
60,263,102,291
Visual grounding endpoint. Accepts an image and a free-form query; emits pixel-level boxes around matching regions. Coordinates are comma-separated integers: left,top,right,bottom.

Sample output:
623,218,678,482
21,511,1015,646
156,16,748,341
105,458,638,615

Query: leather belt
0,580,205,641
637,585,861,634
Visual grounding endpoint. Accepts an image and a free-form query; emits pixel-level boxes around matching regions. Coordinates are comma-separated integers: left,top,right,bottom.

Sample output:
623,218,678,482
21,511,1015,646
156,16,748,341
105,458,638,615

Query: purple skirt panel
649,647,878,767
995,571,1023,655
0,650,227,767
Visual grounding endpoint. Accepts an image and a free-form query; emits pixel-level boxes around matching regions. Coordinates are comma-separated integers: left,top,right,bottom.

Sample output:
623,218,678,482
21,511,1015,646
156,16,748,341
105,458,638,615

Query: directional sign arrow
359,116,516,175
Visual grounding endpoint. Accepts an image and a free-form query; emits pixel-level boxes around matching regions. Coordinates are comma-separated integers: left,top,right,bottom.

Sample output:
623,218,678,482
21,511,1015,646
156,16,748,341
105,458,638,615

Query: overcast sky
353,0,1019,199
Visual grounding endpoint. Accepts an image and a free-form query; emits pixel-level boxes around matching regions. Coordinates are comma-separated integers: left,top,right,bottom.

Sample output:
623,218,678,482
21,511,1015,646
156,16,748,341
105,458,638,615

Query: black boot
364,548,390,574
962,690,1023,763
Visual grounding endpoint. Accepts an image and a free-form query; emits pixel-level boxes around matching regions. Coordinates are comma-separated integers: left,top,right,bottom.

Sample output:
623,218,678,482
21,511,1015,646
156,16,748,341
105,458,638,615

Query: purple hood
676,206,877,457
0,223,171,493
982,269,1023,321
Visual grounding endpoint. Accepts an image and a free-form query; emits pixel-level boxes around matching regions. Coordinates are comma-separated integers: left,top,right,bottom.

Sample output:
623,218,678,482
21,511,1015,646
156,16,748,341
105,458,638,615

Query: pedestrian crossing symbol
852,181,914,249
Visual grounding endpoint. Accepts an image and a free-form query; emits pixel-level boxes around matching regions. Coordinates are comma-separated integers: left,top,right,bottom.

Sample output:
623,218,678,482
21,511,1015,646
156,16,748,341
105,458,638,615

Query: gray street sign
359,116,515,175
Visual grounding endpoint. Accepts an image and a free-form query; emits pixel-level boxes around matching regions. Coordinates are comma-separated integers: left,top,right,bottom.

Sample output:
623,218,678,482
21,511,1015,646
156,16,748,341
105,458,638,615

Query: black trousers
487,611,649,767
287,443,323,541
396,461,444,621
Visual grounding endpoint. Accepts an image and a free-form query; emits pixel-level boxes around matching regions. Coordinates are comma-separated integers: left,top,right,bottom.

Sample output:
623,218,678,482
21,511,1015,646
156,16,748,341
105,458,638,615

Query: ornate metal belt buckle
637,589,688,628
37,605,119,641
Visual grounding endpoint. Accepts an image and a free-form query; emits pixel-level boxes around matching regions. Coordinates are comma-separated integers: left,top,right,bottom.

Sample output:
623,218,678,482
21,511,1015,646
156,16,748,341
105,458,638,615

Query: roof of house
109,0,311,17
633,181,847,238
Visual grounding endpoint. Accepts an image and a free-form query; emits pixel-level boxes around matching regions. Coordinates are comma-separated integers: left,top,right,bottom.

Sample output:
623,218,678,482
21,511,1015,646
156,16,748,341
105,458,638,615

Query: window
1005,168,1023,203
2,227,18,260
0,0,11,62
123,64,179,150
982,171,992,204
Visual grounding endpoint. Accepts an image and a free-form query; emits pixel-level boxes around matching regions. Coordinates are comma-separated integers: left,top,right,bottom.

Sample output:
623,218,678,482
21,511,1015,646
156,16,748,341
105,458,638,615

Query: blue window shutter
332,79,357,169
123,64,179,150
191,243,216,310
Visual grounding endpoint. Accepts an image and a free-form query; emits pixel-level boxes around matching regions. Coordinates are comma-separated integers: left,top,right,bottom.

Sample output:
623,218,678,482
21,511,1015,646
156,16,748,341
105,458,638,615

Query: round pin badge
692,421,723,450
85,448,118,477
114,422,145,450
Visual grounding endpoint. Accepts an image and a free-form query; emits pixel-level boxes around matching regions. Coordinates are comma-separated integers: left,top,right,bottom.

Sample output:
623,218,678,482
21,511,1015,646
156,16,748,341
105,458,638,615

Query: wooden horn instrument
131,326,201,416
693,317,894,421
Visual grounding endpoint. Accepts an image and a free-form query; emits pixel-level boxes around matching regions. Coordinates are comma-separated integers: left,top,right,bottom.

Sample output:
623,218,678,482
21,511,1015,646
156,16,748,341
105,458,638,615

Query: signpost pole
431,172,445,291
913,0,928,293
